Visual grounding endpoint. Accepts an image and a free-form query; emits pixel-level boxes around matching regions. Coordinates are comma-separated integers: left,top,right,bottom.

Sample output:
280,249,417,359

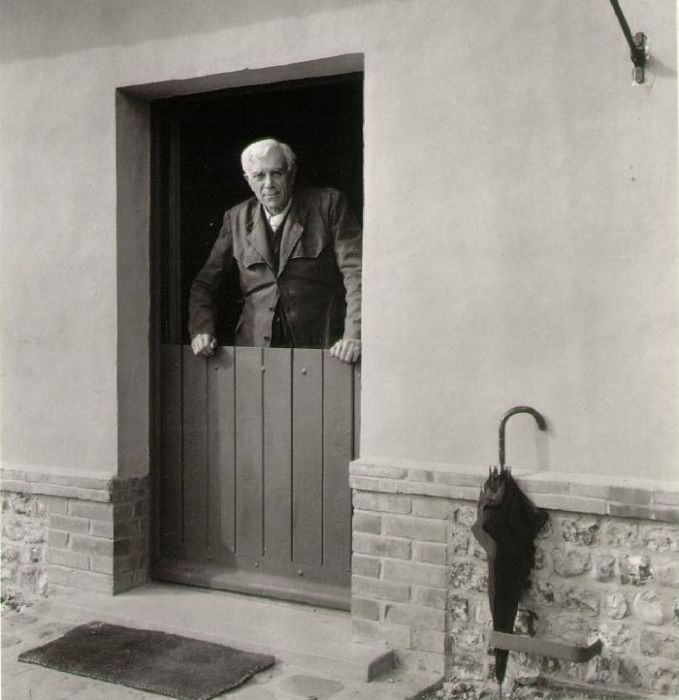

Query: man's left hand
329,338,361,364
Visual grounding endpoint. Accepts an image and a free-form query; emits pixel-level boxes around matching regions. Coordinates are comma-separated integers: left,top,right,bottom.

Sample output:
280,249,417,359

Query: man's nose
264,173,275,188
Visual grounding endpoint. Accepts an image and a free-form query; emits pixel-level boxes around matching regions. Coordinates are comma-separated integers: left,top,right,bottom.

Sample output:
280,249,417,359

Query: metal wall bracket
609,0,649,84
490,631,603,663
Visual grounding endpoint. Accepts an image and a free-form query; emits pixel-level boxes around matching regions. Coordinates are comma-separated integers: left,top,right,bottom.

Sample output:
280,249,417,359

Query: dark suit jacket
188,187,362,348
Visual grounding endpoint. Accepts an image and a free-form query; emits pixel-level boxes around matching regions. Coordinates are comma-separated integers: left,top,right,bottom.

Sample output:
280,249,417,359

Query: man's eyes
252,170,285,181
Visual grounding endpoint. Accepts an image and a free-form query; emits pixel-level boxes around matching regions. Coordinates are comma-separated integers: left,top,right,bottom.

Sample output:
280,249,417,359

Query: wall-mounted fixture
609,0,649,84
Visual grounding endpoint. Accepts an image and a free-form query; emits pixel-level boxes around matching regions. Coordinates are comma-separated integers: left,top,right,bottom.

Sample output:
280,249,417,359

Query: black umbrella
471,408,549,697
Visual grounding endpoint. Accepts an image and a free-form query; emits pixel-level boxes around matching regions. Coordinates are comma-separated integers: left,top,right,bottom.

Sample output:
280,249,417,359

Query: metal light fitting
609,0,649,84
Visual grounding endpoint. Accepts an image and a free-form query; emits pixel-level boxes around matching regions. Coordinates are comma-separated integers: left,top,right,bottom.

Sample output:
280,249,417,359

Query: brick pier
349,459,679,697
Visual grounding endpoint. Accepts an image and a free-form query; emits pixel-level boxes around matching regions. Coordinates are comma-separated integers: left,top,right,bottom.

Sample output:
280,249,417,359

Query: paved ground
1,601,439,700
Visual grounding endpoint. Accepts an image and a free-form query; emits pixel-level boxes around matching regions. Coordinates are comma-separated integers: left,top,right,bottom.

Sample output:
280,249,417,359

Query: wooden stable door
154,345,359,610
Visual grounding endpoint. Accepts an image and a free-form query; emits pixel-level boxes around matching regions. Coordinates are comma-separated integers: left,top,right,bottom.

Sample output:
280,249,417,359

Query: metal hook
498,406,546,469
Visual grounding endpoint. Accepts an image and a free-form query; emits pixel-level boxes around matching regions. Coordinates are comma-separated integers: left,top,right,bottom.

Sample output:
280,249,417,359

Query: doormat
18,621,275,700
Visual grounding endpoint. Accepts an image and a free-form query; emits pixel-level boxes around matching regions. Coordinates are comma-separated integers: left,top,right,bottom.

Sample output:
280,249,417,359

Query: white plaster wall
0,0,676,479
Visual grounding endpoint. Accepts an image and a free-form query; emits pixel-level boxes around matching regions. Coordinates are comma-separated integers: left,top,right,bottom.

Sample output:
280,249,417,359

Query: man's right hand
191,334,217,356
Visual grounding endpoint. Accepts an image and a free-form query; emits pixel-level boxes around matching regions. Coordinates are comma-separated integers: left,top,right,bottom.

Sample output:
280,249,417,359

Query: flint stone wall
1,493,49,605
350,460,679,697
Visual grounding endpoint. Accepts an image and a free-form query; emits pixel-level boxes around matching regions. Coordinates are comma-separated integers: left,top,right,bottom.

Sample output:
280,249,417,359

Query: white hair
241,138,297,174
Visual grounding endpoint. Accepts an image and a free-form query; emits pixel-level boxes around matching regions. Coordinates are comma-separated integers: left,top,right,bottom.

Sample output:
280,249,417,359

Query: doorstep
48,581,424,686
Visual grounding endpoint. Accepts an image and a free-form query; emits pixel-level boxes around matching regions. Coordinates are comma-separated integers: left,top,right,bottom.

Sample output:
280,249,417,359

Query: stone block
562,587,599,617
603,591,629,619
632,590,669,625
412,628,446,653
514,609,537,636
69,501,112,521
352,510,381,535
407,469,434,482
533,494,606,515
48,530,69,548
598,622,633,653
526,579,555,605
655,561,679,588
351,597,380,620
618,658,644,689
90,520,115,538
651,507,679,524
352,618,410,649
412,496,451,519
352,553,380,578
384,603,445,631
560,516,600,546
551,548,590,577
449,624,486,653
48,497,68,515
453,505,477,528
608,503,654,520
473,599,493,626
398,648,446,675
619,554,653,586
601,520,639,546
353,533,410,560
383,559,448,588
653,490,679,506
651,666,679,695
449,529,470,555
641,525,679,552
591,554,616,581
383,514,447,542
413,585,447,610
48,548,89,570
352,575,410,602
47,564,112,593
449,561,487,592
353,492,411,514
545,614,594,644
350,463,408,479
640,629,679,659
49,514,89,535
609,486,652,505
448,594,469,621
447,650,484,680
413,541,447,565
70,534,114,557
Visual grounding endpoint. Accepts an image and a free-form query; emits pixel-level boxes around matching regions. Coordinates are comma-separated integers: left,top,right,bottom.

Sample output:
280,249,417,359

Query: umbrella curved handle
499,406,546,469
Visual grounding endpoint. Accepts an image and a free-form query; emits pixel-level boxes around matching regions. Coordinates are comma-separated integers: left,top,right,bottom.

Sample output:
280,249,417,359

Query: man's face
244,148,296,214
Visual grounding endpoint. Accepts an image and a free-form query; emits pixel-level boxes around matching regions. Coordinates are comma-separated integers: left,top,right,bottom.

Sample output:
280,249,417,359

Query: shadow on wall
0,0,406,62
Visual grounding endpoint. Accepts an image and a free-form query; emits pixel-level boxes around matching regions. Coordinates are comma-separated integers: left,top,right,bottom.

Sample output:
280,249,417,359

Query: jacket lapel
278,198,306,275
246,204,275,270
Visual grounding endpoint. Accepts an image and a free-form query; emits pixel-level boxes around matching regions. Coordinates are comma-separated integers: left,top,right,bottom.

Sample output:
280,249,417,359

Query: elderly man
189,138,362,363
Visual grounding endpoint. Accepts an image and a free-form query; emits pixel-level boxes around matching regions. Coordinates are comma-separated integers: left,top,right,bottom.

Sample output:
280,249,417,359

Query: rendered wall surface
0,0,677,480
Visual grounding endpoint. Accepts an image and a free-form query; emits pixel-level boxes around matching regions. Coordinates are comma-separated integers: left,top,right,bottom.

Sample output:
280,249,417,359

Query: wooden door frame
132,54,364,604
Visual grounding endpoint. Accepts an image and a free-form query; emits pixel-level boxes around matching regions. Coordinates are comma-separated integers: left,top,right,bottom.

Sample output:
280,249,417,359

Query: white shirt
264,199,292,232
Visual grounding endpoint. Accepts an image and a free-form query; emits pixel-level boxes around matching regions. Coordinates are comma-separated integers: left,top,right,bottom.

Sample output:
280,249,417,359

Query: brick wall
1,470,150,601
350,460,679,697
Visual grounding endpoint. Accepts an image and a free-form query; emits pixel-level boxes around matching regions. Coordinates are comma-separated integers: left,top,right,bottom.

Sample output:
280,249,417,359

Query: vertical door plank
207,347,236,558
160,345,182,558
353,363,362,459
323,355,353,578
182,346,209,554
292,349,324,567
234,346,264,562
262,348,293,567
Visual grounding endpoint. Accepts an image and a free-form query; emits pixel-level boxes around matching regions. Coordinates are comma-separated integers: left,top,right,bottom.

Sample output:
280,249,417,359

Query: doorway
150,72,363,609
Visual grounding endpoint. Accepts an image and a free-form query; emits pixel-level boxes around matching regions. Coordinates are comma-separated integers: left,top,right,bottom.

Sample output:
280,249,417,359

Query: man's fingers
191,334,217,356
329,339,361,364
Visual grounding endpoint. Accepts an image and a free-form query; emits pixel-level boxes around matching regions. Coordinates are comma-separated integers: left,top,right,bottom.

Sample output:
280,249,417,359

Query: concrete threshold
51,581,393,683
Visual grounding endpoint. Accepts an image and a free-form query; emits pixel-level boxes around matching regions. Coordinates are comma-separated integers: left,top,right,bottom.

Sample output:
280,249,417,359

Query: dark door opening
151,72,363,609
